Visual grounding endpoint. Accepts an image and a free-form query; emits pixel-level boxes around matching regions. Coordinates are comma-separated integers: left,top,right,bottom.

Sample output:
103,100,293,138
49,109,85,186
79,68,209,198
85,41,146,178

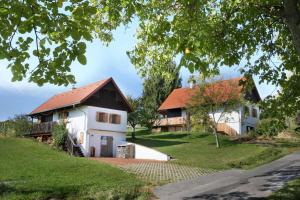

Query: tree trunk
213,128,220,148
131,126,136,139
283,0,300,57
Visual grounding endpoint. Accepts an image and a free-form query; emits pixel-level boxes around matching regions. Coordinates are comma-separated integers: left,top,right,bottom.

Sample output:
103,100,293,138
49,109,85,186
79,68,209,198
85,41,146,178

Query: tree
188,78,242,148
141,61,181,131
127,96,141,139
3,1,300,118
0,114,32,136
108,0,300,119
0,0,114,86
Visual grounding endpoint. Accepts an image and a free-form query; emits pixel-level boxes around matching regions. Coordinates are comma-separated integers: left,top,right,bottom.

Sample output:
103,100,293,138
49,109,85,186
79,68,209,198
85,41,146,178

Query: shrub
13,115,32,136
52,123,68,149
0,115,32,137
256,118,286,137
295,127,300,134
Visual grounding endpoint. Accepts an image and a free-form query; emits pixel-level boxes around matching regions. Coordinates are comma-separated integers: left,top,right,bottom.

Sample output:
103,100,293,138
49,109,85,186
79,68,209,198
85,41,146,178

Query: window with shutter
96,112,108,123
109,114,121,124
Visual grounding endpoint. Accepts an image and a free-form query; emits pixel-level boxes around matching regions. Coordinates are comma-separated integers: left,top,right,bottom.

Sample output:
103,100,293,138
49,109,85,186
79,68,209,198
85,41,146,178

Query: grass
266,178,300,200
127,131,299,170
0,137,148,200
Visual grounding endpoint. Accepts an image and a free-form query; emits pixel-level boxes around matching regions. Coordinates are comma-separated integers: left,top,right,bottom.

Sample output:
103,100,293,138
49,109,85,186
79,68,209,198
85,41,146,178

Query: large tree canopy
1,0,300,116
0,0,114,86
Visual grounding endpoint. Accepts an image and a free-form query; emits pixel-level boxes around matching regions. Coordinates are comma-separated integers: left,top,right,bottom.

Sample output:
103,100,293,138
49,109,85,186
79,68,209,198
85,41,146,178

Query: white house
154,77,261,135
29,77,132,157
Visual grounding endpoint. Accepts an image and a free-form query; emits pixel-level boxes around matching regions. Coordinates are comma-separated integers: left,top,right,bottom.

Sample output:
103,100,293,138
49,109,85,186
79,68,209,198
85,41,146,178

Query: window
96,112,108,123
244,106,249,117
252,108,258,118
109,114,121,124
58,111,69,120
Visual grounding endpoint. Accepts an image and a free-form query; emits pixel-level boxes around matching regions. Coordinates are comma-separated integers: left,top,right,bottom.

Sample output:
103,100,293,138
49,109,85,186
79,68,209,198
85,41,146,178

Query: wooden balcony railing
155,117,187,126
216,123,237,136
31,121,57,134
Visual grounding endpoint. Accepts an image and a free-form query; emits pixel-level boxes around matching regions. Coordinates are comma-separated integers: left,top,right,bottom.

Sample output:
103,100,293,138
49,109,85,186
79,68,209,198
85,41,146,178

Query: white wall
128,142,170,161
241,104,260,133
208,107,242,134
88,129,126,157
53,106,89,155
52,106,128,157
86,106,127,133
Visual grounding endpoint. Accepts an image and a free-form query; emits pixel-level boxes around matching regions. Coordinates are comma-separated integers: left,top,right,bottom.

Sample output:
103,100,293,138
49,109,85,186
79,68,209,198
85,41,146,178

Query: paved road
154,151,300,200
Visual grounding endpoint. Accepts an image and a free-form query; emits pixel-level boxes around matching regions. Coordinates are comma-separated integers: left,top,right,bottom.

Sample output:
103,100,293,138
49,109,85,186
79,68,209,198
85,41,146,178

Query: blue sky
0,24,277,121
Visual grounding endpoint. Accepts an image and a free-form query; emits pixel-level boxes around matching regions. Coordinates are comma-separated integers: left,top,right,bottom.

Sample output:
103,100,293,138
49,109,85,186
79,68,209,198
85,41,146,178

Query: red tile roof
158,77,245,111
30,77,130,115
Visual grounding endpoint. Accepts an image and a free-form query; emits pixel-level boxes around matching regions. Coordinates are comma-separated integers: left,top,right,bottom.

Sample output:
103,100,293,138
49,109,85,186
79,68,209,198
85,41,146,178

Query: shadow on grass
0,183,142,200
127,137,187,148
0,183,82,199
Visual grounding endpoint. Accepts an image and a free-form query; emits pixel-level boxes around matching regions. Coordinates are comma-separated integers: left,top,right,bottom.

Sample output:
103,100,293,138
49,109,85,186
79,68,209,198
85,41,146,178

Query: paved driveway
92,158,216,184
154,151,300,199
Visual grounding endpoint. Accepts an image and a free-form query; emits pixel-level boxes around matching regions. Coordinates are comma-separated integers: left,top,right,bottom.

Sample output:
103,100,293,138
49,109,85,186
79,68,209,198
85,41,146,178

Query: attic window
96,112,108,123
109,114,121,124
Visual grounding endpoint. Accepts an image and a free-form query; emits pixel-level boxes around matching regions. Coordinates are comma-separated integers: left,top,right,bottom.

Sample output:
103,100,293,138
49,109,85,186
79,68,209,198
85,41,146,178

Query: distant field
127,131,299,170
0,138,148,200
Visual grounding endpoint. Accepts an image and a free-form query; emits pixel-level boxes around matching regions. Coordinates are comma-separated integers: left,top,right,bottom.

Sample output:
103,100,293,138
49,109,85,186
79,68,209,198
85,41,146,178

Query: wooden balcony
216,123,237,136
155,117,187,127
31,121,57,135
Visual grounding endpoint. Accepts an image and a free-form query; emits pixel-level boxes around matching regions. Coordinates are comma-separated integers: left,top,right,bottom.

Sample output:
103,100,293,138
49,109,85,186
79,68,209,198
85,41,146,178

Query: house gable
29,77,132,116
83,81,131,112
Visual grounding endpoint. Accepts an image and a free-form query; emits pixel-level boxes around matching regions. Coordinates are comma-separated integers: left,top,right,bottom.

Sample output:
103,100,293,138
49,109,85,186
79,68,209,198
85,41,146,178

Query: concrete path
154,151,300,199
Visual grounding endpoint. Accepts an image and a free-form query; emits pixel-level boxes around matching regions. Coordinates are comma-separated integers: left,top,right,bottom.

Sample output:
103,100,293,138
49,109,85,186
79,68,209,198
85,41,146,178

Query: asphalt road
154,151,300,200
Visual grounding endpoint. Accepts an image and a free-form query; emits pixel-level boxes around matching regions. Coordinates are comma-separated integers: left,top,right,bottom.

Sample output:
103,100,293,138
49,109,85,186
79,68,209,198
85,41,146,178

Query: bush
52,123,68,149
256,118,286,137
13,115,32,136
0,115,32,137
295,127,300,134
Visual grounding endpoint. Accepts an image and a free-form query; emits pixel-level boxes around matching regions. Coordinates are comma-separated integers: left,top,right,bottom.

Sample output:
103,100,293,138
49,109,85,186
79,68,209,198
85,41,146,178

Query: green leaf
77,54,87,65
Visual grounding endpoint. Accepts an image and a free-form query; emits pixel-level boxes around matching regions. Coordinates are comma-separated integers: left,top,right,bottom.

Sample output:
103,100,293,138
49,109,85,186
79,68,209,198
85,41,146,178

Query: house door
100,136,113,157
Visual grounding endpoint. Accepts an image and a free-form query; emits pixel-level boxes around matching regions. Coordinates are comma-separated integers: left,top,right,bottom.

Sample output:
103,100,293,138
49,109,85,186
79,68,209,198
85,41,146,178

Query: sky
0,23,277,121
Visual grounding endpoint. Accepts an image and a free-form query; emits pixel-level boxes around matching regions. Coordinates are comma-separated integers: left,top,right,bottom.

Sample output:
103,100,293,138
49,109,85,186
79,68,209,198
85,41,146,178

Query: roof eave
28,102,81,116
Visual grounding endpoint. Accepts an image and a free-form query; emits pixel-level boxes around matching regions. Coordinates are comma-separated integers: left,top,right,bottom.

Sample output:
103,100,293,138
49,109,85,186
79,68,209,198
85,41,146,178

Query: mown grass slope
0,137,148,200
128,131,298,170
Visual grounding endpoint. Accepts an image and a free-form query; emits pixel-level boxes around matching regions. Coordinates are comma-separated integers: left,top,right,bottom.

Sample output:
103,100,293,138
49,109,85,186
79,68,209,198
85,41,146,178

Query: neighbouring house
154,77,261,135
29,77,132,157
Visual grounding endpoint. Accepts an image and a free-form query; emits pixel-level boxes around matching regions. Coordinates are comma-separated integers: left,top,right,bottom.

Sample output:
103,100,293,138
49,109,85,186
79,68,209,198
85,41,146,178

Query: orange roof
30,77,131,115
158,77,245,111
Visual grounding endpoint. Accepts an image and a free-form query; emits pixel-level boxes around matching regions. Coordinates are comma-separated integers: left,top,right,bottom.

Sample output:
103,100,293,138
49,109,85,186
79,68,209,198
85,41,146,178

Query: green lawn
128,131,299,170
266,178,300,200
0,137,148,200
